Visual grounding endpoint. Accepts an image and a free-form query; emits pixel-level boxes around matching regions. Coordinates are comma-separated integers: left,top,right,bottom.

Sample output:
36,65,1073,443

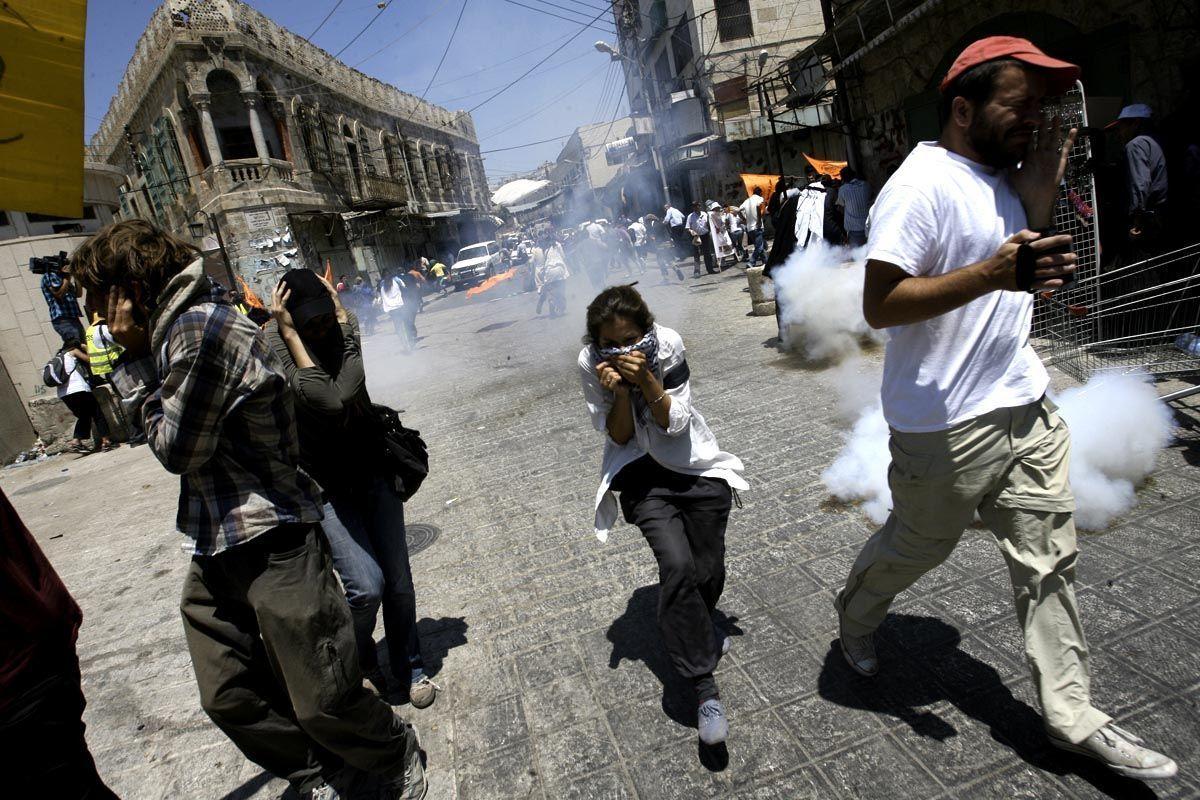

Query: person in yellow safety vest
84,313,123,377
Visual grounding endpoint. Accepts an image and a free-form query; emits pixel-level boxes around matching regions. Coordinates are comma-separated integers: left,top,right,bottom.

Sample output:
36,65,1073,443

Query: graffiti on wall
862,108,909,177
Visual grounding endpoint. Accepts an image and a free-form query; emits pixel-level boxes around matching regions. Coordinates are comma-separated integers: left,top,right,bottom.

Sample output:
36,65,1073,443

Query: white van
451,241,501,289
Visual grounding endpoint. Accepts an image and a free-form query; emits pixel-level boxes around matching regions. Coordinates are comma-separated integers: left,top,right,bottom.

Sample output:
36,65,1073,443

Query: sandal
101,441,119,452
67,442,91,454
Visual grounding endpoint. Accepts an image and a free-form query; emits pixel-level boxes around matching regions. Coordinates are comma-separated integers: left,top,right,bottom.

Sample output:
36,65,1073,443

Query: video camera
29,251,70,275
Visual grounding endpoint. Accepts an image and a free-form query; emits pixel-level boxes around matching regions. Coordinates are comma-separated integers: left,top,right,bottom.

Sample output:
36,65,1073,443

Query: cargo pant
181,524,418,794
835,397,1112,744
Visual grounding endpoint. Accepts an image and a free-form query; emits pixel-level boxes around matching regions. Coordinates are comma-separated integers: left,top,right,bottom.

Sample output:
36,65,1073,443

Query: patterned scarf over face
596,327,660,391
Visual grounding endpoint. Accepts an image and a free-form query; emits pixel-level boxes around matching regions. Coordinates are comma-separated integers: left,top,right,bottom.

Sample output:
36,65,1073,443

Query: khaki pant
835,397,1111,744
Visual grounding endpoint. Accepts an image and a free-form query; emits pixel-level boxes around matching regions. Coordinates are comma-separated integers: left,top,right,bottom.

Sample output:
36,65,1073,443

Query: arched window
255,77,288,161
206,70,255,160
357,127,375,175
342,124,363,192
383,135,402,180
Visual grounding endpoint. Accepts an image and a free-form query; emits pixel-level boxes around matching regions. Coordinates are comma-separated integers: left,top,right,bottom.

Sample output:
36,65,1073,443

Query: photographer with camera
37,255,85,345
830,38,1175,782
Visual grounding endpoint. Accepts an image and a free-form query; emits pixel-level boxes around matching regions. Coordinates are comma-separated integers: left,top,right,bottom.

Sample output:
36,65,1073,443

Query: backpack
371,403,429,502
42,352,71,387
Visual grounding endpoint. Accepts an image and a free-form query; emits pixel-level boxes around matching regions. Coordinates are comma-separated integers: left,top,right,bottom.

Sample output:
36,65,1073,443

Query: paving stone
547,769,633,800
1107,622,1200,693
515,640,586,691
776,680,893,760
1075,586,1153,641
733,766,831,799
521,670,602,735
452,694,528,759
926,578,1017,630
816,734,942,800
1072,539,1139,587
887,703,1018,787
534,717,622,790
1094,565,1196,621
457,739,542,800
948,762,1075,799
625,737,735,800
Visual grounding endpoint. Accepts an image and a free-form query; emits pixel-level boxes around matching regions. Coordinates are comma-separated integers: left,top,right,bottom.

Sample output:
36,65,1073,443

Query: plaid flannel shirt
112,299,323,556
40,272,82,322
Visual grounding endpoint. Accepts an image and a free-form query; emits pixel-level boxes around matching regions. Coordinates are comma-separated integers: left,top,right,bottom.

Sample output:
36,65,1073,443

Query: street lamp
593,40,673,209
188,209,238,294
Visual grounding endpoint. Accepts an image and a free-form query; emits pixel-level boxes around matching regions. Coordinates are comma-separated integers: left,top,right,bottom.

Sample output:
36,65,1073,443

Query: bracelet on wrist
649,390,667,405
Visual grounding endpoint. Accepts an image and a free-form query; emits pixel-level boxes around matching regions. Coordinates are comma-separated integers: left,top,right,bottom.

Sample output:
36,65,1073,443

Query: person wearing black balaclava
578,285,747,748
266,269,440,712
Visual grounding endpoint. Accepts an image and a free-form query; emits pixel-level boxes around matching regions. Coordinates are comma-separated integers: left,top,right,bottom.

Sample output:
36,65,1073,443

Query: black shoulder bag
371,403,429,502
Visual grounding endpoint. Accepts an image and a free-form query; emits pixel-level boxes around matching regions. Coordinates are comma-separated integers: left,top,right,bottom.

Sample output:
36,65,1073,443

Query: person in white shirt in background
663,203,687,262
685,202,715,277
739,187,767,267
833,36,1176,782
578,285,747,748
378,270,413,352
724,204,746,262
56,338,113,454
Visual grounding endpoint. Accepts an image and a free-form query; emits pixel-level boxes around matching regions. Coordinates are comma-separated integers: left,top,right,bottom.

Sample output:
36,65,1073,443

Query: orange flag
803,153,848,179
323,258,334,285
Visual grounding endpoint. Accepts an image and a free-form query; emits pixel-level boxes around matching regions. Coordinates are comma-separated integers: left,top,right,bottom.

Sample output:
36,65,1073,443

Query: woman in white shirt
57,338,113,454
578,285,747,747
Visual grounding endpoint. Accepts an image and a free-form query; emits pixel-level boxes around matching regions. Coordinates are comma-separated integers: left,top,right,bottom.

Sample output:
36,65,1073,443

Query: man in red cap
832,37,1177,781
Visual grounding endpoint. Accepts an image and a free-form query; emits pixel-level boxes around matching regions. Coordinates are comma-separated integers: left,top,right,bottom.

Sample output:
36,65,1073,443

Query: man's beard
967,115,1028,169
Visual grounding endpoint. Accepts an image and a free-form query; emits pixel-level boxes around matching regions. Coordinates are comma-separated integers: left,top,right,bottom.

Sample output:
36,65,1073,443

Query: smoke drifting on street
822,373,1174,530
771,241,880,360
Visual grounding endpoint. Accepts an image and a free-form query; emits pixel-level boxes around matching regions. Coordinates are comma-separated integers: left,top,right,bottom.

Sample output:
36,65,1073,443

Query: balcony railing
207,158,296,193
349,172,408,209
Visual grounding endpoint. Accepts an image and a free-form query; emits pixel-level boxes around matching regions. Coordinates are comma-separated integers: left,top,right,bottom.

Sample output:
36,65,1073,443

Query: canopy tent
491,179,554,208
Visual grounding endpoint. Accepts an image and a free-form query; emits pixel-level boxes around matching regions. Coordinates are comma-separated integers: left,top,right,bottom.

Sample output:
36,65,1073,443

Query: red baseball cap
939,36,1080,95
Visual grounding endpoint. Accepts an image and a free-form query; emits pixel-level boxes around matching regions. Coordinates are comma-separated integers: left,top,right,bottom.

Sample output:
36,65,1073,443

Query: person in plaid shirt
41,268,85,344
69,220,427,800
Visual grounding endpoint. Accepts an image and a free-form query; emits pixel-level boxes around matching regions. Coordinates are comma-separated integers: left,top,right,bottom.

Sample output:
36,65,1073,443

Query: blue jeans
749,228,766,266
322,476,425,684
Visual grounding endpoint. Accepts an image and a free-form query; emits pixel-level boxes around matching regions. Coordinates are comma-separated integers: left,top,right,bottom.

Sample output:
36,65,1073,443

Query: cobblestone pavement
4,261,1199,799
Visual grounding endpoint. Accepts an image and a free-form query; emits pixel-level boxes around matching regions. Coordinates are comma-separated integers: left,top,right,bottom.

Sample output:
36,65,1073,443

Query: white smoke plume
771,241,882,361
820,372,1175,531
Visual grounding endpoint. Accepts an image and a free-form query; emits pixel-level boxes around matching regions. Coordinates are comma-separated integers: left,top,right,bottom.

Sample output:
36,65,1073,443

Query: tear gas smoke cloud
771,241,882,360
821,372,1175,531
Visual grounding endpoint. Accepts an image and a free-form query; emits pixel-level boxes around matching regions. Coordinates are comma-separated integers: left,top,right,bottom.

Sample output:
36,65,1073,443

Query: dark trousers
0,652,118,798
180,525,416,794
52,317,84,345
749,228,766,266
61,391,109,442
669,225,689,259
615,458,732,686
323,477,424,685
692,233,716,274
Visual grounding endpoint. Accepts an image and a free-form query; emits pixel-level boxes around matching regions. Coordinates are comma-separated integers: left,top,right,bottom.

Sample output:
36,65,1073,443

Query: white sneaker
1050,723,1178,780
839,625,878,677
697,698,728,746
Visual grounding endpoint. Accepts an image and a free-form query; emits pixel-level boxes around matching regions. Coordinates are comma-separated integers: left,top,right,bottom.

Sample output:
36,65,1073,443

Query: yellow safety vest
85,324,123,376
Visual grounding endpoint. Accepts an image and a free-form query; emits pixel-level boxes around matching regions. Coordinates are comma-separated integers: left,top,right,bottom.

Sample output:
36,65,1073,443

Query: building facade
90,0,495,295
610,0,833,209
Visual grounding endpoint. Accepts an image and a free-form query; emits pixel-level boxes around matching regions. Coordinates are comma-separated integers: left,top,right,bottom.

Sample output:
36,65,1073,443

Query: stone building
764,0,1199,195
89,0,496,296
610,0,833,208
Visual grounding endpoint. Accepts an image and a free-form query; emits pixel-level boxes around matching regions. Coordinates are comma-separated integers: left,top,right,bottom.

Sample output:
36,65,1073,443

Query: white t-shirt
57,351,91,398
739,194,764,229
867,141,1048,433
628,221,646,245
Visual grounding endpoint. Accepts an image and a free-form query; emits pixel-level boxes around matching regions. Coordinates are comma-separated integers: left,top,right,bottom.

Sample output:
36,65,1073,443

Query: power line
351,0,453,68
467,2,613,113
432,50,593,104
420,0,470,99
478,61,609,140
499,0,614,32
480,133,575,153
331,1,392,60
306,0,345,39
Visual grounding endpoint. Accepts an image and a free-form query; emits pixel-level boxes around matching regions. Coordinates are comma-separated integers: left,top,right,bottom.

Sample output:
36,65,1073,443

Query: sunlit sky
84,0,630,184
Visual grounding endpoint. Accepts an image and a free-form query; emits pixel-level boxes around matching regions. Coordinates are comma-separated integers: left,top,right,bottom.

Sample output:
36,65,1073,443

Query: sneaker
839,626,878,677
408,676,440,710
697,698,728,746
1049,724,1178,780
305,783,340,800
387,720,428,800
